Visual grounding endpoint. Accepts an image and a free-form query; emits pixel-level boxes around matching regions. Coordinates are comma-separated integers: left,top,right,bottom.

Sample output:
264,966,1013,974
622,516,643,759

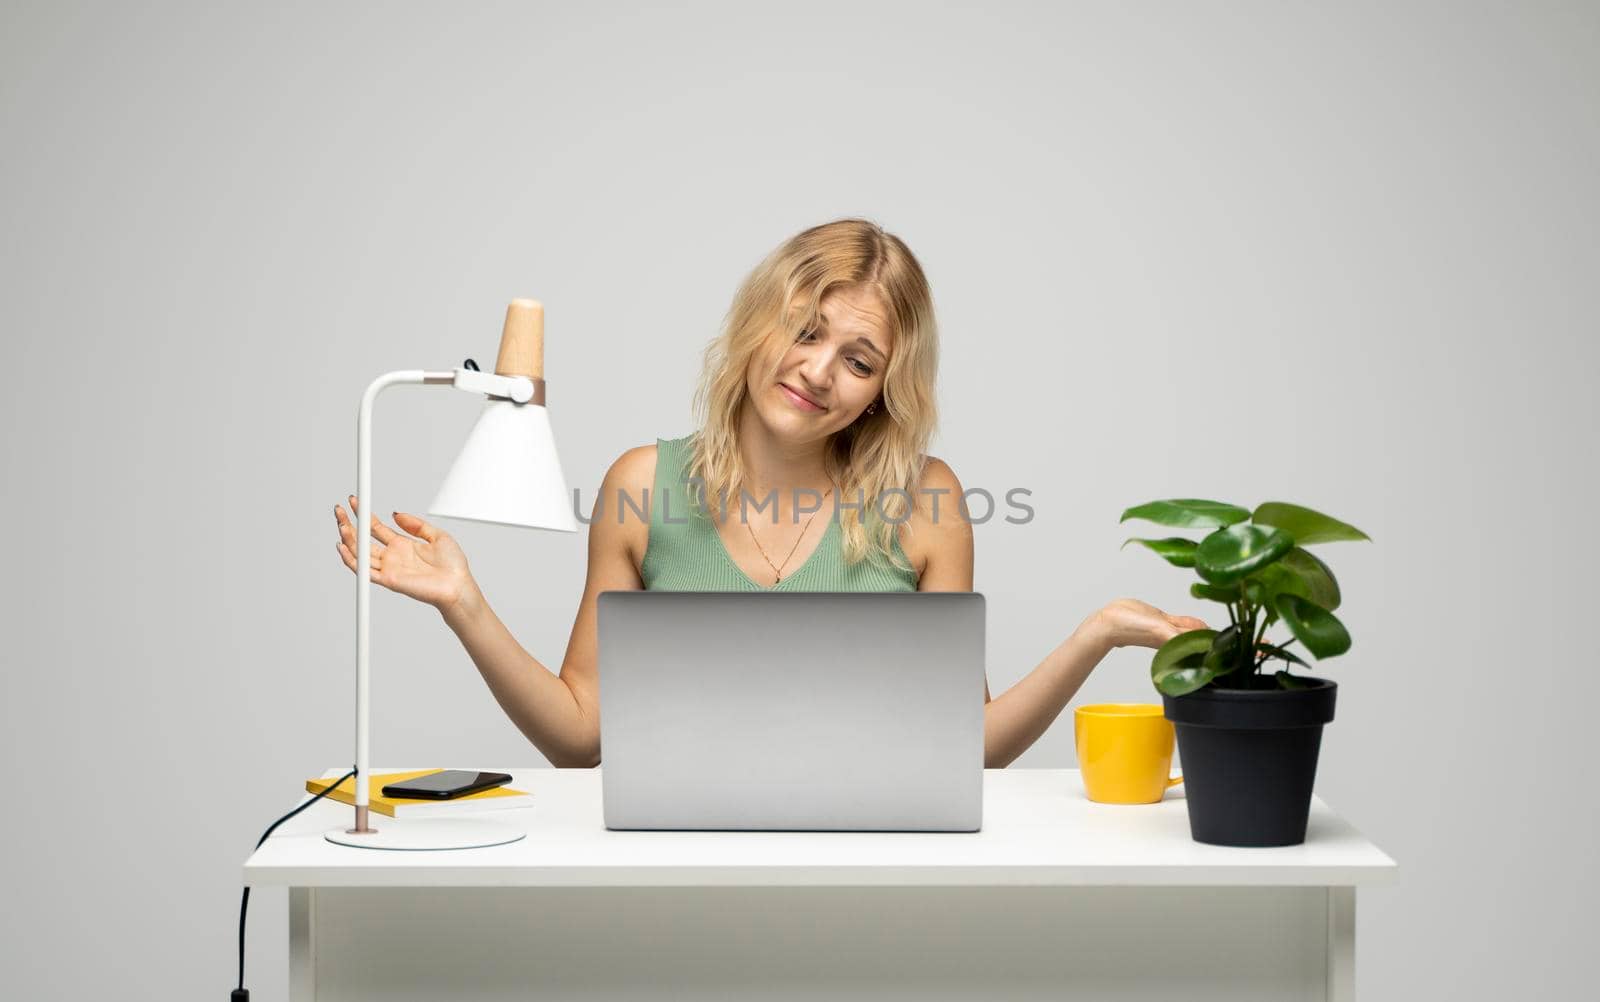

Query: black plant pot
1162,678,1337,847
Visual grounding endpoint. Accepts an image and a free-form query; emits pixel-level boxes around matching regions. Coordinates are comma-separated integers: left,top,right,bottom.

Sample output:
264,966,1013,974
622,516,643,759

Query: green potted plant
1120,499,1371,847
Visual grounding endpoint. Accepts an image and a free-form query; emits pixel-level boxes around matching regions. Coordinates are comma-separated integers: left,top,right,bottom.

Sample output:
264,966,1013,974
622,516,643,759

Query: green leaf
1194,524,1295,586
1202,625,1249,676
1273,594,1352,659
1257,642,1310,668
1121,499,1251,530
1252,502,1371,545
1275,671,1310,690
1154,655,1217,697
1121,537,1198,567
1191,582,1241,603
1243,577,1270,605
1280,547,1341,610
1151,629,1219,696
1246,563,1298,607
1244,548,1340,611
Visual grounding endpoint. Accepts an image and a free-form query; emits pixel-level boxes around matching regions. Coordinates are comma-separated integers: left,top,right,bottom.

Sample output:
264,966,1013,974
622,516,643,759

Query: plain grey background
2,1,1594,999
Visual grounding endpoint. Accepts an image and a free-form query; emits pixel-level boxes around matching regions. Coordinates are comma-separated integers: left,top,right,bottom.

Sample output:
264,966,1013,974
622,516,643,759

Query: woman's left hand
1084,598,1210,652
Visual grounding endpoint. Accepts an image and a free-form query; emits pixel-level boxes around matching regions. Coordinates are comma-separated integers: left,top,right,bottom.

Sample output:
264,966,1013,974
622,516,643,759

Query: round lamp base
325,816,526,851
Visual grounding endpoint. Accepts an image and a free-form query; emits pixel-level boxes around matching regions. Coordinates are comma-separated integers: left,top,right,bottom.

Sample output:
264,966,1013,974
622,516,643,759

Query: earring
865,401,879,416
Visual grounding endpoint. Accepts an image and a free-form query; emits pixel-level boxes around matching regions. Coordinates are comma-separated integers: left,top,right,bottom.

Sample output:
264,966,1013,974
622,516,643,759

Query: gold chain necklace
744,489,831,584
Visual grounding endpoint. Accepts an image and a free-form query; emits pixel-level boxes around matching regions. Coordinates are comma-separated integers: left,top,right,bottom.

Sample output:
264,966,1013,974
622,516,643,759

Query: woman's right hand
335,495,473,611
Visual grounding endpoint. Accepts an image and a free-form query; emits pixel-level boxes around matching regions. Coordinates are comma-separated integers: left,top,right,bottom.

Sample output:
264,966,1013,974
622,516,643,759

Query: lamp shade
428,398,578,531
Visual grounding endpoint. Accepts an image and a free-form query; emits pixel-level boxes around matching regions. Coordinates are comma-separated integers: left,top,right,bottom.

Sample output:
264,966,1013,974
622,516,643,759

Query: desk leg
290,887,316,1002
1327,887,1355,1002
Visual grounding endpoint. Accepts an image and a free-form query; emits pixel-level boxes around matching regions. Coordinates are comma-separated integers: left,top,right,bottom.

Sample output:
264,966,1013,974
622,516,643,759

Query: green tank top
640,434,920,592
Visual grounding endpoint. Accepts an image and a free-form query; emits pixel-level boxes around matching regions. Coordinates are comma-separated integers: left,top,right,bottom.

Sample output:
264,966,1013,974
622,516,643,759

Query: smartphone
381,770,512,800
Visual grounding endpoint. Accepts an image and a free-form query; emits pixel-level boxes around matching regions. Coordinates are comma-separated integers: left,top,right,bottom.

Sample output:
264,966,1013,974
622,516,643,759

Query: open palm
1093,597,1210,651
335,495,471,610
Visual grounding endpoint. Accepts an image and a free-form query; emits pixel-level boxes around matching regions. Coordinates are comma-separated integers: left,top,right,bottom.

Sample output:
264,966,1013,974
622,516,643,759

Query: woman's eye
794,329,870,375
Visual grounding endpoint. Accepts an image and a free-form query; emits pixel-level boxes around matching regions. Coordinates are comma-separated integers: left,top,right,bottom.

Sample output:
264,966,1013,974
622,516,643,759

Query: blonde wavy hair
687,218,939,572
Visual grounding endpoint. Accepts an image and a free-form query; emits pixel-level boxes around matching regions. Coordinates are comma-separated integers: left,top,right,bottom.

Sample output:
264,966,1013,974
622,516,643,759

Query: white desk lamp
325,299,578,851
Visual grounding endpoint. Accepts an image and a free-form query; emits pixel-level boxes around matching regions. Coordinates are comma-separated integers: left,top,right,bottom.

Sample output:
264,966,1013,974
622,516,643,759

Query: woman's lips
779,383,826,411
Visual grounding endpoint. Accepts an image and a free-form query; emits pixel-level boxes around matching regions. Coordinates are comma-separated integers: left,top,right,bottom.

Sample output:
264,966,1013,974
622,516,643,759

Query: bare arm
909,460,1205,769
982,621,1114,768
337,446,655,768
440,446,653,767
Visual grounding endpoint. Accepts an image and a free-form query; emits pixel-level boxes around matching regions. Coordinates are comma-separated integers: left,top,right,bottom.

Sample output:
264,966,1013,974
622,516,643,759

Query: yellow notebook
305,769,534,818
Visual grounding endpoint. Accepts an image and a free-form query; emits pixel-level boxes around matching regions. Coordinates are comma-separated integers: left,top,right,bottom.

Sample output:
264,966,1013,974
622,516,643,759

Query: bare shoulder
914,456,969,535
918,456,962,496
591,443,658,564
897,456,974,584
604,442,658,493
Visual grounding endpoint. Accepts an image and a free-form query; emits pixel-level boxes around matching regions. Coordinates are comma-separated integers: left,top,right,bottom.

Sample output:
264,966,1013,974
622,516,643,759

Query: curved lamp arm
349,366,539,833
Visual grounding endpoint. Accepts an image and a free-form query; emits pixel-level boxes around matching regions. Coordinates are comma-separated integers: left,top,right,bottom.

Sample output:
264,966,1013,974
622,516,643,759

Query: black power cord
234,767,356,1001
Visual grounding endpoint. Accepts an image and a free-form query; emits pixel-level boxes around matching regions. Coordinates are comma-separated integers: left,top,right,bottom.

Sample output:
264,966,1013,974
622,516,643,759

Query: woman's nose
797,347,834,388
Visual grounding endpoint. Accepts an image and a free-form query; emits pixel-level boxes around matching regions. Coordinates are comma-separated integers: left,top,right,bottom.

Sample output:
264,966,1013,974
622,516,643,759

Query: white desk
244,768,1396,1001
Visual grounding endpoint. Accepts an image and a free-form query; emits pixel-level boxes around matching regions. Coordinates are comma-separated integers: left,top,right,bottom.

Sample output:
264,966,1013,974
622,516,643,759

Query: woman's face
744,284,892,443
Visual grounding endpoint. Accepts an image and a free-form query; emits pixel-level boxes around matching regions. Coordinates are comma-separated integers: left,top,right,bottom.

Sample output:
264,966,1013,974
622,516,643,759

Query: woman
334,218,1207,768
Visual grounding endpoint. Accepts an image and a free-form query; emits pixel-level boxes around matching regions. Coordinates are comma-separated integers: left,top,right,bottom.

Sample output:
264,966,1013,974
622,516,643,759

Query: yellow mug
1074,704,1184,804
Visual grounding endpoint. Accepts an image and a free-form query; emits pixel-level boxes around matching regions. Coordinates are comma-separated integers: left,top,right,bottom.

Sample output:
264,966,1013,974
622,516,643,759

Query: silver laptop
597,591,986,832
